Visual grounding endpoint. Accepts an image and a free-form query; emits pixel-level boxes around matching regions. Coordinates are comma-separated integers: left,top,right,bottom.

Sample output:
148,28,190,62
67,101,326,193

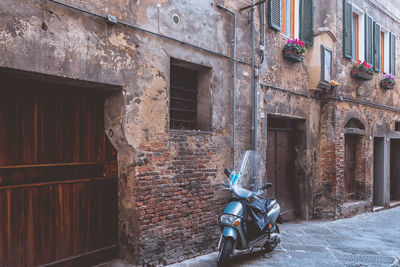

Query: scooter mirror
224,168,231,177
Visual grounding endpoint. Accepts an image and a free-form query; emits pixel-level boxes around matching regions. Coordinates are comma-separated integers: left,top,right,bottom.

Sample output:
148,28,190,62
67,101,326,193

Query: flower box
380,74,395,90
282,38,306,63
380,80,394,89
350,68,373,81
282,48,303,62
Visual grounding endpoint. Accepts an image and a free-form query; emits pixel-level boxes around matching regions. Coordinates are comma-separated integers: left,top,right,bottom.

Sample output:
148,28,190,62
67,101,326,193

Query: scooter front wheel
217,237,233,267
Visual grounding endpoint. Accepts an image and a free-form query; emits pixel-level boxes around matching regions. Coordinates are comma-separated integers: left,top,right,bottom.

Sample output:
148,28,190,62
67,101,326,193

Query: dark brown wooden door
0,76,118,267
267,129,296,221
345,135,357,200
390,140,400,201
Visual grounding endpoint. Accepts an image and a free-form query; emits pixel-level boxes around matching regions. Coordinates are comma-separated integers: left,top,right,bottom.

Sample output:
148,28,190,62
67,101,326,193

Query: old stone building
0,0,399,266
261,0,400,222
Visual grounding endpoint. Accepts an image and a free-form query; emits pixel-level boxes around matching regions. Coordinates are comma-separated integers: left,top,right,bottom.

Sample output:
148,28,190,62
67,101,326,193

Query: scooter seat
267,199,276,211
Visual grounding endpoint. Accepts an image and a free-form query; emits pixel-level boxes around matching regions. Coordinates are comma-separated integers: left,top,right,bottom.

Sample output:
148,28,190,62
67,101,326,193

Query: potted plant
350,60,373,80
282,38,307,62
380,74,395,89
330,80,340,89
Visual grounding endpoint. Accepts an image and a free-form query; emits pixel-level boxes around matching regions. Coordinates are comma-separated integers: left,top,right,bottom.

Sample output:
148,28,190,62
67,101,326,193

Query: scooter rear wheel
217,237,233,267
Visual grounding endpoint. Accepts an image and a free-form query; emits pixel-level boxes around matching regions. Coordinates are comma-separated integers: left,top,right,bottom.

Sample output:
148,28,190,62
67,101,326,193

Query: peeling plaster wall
258,1,322,220
0,0,258,265
3,0,400,265
260,0,400,220
315,0,400,218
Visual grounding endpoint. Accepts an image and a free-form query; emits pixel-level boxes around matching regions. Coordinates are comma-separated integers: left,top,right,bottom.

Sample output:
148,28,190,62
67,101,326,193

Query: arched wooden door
0,74,118,266
345,134,357,201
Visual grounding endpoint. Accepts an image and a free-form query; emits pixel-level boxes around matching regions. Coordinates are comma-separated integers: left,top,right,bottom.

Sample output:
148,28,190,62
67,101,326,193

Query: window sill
169,129,213,136
317,81,332,91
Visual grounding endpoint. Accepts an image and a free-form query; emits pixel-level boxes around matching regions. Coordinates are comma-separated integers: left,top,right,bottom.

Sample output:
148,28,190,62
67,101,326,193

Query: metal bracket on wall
240,0,266,12
107,14,117,25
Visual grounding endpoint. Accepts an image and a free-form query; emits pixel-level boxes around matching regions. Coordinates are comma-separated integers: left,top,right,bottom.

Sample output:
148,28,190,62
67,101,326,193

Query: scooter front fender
222,226,238,240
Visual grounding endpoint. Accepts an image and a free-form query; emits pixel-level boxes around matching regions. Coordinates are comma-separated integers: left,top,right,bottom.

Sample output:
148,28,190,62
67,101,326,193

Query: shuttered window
381,31,385,73
373,22,381,72
300,0,313,45
352,13,359,60
269,0,313,45
365,15,373,65
390,32,396,76
343,0,353,59
282,0,294,37
269,0,282,31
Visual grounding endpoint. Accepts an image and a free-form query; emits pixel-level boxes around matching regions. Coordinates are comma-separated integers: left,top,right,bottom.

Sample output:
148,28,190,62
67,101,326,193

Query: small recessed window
170,58,211,131
395,121,400,131
321,45,332,83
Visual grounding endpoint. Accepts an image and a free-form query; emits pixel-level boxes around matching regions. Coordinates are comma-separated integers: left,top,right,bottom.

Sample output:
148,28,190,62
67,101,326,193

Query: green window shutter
343,0,353,59
300,0,314,45
268,0,281,31
373,22,381,72
390,32,396,76
365,15,373,65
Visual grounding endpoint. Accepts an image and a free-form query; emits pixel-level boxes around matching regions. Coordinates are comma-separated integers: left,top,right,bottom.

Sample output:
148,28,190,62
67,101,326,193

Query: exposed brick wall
317,101,400,218
315,102,337,218
128,131,226,266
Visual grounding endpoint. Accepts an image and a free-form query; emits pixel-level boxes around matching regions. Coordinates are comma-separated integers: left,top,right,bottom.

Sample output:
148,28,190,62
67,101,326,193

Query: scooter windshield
229,150,258,198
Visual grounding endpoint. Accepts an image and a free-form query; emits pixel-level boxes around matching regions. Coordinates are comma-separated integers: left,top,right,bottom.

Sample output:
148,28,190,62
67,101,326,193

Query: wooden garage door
0,76,118,266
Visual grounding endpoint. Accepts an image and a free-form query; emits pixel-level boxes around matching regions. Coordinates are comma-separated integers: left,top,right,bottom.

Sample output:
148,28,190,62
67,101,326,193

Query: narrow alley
165,207,400,267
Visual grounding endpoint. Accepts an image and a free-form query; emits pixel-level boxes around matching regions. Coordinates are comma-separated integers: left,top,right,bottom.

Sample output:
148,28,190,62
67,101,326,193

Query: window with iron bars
170,58,211,131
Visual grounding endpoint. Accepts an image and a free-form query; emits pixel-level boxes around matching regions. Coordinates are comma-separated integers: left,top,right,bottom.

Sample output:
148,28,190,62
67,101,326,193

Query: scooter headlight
220,214,235,225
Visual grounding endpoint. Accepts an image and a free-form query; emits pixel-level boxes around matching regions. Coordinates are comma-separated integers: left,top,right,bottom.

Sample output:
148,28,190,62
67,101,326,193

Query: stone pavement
167,207,400,267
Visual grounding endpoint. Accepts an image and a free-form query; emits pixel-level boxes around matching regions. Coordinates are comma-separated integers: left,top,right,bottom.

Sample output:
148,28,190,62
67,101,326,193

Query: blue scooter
217,151,281,266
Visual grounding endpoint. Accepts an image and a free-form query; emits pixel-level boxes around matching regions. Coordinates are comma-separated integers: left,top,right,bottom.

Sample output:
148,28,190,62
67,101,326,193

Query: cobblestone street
167,207,400,267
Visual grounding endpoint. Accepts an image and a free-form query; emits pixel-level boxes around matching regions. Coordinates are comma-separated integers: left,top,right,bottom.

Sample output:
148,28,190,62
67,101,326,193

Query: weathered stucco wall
0,0,257,265
260,0,400,220
2,0,400,265
314,0,400,218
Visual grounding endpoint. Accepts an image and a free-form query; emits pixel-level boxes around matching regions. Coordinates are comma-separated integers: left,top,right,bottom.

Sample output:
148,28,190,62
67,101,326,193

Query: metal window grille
170,64,198,130
395,122,400,132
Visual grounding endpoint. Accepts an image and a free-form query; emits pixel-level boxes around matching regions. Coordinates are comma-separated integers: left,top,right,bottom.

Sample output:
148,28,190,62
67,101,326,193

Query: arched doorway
343,118,365,201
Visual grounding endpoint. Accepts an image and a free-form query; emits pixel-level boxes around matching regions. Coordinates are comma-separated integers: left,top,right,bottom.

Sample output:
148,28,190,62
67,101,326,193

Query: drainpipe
259,1,266,190
250,0,259,190
217,3,237,168
259,2,266,65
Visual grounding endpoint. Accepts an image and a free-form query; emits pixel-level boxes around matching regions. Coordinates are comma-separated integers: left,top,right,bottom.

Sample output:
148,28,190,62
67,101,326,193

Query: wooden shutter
343,1,353,59
365,15,373,65
269,0,281,31
300,0,314,45
390,32,396,75
373,22,381,72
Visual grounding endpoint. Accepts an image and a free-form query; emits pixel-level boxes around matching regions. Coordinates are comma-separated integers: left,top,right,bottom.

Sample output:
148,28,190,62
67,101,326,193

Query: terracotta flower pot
350,68,373,81
380,80,394,90
282,48,303,62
